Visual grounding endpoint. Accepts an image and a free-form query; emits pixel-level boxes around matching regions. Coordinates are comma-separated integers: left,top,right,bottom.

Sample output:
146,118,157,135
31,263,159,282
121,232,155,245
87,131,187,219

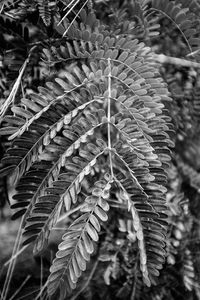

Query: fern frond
0,70,103,184
183,248,195,291
36,0,51,26
47,176,112,298
21,111,102,227
115,175,167,286
10,161,57,220
9,109,104,220
24,142,107,250
0,9,174,298
1,98,99,185
7,81,90,140
144,0,200,54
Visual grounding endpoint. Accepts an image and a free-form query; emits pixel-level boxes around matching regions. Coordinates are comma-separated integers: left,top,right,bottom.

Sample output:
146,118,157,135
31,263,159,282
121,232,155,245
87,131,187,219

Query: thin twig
154,54,200,69
0,46,36,124
34,282,48,300
0,59,28,123
40,257,43,300
4,245,29,267
62,0,89,37
9,275,31,300
58,0,80,25
64,0,78,11
0,2,4,14
130,257,138,300
17,288,41,300
0,0,21,13
0,217,24,300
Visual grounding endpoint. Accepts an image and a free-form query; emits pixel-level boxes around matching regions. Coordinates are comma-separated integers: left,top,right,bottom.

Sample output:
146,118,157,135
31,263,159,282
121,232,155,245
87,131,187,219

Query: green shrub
0,1,200,299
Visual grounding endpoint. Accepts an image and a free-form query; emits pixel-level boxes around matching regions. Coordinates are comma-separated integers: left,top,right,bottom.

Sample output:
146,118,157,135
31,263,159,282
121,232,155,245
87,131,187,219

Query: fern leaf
36,0,51,26
183,248,195,291
11,161,58,221
7,82,89,140
115,175,167,286
0,69,103,185
145,0,200,54
0,10,174,297
11,110,103,224
2,99,98,185
47,177,112,298
24,143,106,251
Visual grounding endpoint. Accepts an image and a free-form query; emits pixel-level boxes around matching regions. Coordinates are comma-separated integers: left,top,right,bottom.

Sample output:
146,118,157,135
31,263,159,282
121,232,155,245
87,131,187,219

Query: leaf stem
107,58,114,178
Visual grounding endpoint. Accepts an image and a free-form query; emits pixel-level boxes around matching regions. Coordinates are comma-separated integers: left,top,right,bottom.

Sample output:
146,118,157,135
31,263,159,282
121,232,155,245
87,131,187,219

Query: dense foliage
0,0,200,299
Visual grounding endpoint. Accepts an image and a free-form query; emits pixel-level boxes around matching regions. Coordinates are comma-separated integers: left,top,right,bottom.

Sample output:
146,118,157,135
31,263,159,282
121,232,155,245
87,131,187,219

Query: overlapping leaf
47,177,112,298
0,9,174,299
24,141,107,249
144,0,200,54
